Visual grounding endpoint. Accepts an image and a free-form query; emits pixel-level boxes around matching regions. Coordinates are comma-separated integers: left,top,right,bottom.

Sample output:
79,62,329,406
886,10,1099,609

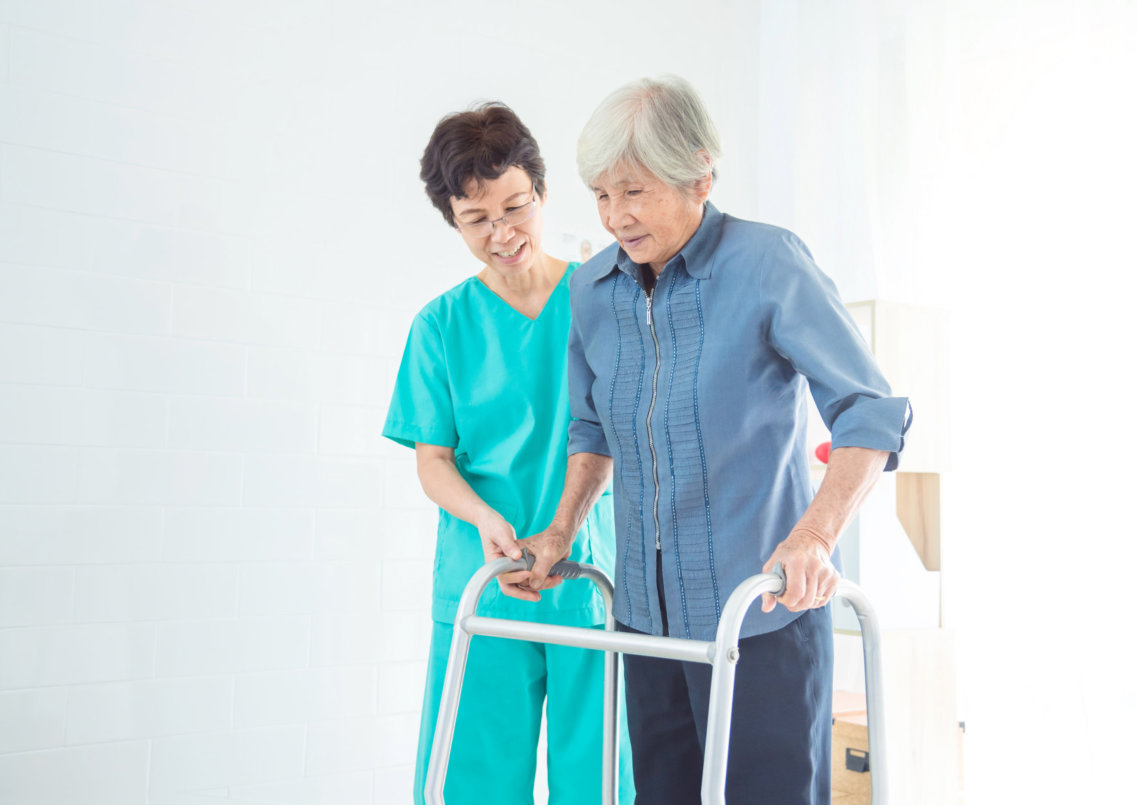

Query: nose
603,196,633,232
490,218,517,243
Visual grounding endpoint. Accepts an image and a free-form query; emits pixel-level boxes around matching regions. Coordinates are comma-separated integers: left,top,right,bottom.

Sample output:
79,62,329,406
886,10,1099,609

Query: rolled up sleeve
763,234,912,470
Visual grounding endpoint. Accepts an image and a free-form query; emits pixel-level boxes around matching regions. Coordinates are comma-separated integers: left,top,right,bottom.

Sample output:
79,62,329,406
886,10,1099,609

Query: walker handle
521,548,586,579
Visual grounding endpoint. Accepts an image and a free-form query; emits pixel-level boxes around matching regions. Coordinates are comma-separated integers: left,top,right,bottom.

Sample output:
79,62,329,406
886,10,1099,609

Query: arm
517,451,613,594
761,446,888,612
414,442,527,593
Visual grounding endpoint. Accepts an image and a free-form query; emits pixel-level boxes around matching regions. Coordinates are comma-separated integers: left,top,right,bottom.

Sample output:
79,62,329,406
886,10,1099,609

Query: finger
781,565,807,610
493,532,523,561
497,572,540,602
761,591,776,613
498,570,531,586
527,547,561,590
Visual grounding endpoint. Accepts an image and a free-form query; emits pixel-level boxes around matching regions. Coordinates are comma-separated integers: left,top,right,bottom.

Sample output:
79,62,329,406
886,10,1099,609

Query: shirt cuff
567,419,610,457
829,397,912,471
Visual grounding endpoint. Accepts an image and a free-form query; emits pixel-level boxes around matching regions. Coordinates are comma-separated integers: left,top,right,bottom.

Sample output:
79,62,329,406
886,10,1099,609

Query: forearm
795,446,889,552
415,448,496,528
547,452,613,537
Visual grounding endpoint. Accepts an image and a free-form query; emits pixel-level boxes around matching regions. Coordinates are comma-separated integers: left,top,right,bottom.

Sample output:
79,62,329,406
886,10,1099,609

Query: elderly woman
383,104,633,804
509,77,911,802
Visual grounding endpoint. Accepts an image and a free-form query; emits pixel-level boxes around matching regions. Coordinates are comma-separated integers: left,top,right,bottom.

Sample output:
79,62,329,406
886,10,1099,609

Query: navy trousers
618,606,833,804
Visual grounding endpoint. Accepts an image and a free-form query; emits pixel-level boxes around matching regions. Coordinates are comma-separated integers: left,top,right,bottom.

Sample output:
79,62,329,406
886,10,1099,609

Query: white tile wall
66,676,234,744
0,386,169,447
156,618,309,677
168,397,316,454
74,564,240,623
375,764,416,804
0,445,79,504
0,567,74,626
230,771,374,805
77,448,244,506
148,726,306,795
0,741,150,805
0,688,67,753
379,559,433,613
0,623,156,688
0,262,171,334
0,322,86,385
2,144,186,226
317,404,386,457
242,455,383,509
0,506,163,565
233,666,376,728
376,660,427,716
172,286,319,347
80,332,246,396
162,507,314,562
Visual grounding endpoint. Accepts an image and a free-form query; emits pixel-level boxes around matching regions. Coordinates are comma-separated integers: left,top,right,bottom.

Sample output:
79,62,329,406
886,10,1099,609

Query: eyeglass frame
453,189,540,238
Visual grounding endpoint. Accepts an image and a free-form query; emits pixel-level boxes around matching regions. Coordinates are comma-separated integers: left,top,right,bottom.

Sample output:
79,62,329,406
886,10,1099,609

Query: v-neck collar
473,263,572,323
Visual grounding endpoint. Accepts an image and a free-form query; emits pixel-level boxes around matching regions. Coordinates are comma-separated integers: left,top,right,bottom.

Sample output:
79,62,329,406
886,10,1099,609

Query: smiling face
591,164,709,276
450,165,545,279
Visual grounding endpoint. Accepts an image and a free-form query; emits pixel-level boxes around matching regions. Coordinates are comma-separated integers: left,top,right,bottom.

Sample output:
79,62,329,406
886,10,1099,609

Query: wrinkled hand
508,527,573,600
761,527,840,613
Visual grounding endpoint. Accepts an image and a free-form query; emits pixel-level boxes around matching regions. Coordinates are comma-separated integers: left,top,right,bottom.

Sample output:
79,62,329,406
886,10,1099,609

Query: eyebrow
454,189,531,218
592,176,639,193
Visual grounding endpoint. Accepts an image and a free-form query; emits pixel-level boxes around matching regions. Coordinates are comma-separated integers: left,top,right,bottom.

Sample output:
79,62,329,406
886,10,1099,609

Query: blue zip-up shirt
567,202,911,640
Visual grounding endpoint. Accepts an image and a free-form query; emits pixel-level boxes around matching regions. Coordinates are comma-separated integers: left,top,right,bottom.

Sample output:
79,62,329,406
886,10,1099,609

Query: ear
692,150,714,202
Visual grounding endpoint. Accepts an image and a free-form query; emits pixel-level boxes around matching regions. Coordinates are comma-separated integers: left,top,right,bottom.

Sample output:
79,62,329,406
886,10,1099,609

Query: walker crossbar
424,557,888,805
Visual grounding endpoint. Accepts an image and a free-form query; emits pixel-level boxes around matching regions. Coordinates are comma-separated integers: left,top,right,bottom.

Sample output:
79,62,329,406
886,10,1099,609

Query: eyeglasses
455,192,539,238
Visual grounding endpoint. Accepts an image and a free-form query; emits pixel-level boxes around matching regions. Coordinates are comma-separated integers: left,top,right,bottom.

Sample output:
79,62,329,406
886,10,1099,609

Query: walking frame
425,554,888,804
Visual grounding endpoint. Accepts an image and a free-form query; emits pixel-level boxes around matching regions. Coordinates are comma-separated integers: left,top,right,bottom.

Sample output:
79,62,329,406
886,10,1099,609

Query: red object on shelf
814,441,831,464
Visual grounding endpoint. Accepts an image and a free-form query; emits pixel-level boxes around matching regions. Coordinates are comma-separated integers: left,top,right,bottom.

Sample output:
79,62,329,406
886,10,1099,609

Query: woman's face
591,164,708,276
450,165,545,278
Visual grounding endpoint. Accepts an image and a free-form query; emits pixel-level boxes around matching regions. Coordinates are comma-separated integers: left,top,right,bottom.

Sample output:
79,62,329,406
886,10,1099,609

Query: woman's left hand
760,527,840,613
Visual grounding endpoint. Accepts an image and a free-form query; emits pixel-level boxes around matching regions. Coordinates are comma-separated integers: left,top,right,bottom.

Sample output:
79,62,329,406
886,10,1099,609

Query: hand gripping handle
520,548,585,580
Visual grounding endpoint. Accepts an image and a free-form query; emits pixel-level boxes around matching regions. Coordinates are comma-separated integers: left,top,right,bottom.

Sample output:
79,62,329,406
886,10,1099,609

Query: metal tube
701,572,787,805
463,616,716,665
424,558,516,805
836,579,889,805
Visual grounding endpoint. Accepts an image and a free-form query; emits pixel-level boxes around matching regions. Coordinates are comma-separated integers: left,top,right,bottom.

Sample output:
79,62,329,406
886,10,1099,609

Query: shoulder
569,242,620,293
709,214,817,286
718,214,812,259
415,276,481,323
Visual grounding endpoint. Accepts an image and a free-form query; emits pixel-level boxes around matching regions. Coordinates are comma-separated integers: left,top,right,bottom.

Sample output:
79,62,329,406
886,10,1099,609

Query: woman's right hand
476,510,538,601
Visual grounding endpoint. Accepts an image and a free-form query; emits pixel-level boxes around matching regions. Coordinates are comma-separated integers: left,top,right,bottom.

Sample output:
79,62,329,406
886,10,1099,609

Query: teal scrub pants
414,621,635,805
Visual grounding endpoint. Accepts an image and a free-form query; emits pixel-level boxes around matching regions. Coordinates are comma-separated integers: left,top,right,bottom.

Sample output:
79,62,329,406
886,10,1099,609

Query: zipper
645,289,662,552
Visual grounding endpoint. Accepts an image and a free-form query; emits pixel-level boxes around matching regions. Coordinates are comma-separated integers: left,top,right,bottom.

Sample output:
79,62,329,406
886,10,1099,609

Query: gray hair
577,75,721,191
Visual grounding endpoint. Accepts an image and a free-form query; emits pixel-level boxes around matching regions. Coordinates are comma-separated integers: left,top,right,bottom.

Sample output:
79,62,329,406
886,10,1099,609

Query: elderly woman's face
591,166,707,276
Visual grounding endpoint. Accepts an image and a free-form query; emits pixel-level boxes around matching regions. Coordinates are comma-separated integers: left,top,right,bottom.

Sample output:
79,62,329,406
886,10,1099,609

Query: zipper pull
645,292,653,326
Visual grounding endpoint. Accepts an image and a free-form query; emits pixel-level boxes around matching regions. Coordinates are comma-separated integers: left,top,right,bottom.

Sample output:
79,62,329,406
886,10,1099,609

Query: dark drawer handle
845,748,870,773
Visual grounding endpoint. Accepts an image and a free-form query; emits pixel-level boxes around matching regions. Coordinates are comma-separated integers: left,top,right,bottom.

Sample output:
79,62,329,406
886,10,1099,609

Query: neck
479,252,565,297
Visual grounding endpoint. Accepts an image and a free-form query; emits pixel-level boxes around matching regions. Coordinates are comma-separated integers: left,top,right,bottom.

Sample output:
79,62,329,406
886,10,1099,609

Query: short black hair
419,103,547,227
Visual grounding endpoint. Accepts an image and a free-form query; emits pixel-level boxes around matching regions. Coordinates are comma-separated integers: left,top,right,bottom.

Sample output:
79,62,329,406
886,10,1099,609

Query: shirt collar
598,201,724,283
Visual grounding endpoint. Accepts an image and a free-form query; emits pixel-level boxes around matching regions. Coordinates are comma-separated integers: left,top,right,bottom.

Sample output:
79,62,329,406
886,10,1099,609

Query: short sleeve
761,234,912,470
382,311,459,450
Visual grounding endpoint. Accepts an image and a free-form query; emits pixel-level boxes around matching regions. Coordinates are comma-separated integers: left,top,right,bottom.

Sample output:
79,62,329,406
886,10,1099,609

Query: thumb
497,534,522,561
528,553,553,590
487,530,522,561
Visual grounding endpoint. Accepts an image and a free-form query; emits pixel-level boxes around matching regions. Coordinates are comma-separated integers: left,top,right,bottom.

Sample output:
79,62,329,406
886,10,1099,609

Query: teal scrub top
383,263,613,625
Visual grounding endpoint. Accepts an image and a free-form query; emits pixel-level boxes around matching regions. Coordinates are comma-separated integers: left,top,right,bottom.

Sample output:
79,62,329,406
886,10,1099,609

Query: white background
1,1,1134,803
